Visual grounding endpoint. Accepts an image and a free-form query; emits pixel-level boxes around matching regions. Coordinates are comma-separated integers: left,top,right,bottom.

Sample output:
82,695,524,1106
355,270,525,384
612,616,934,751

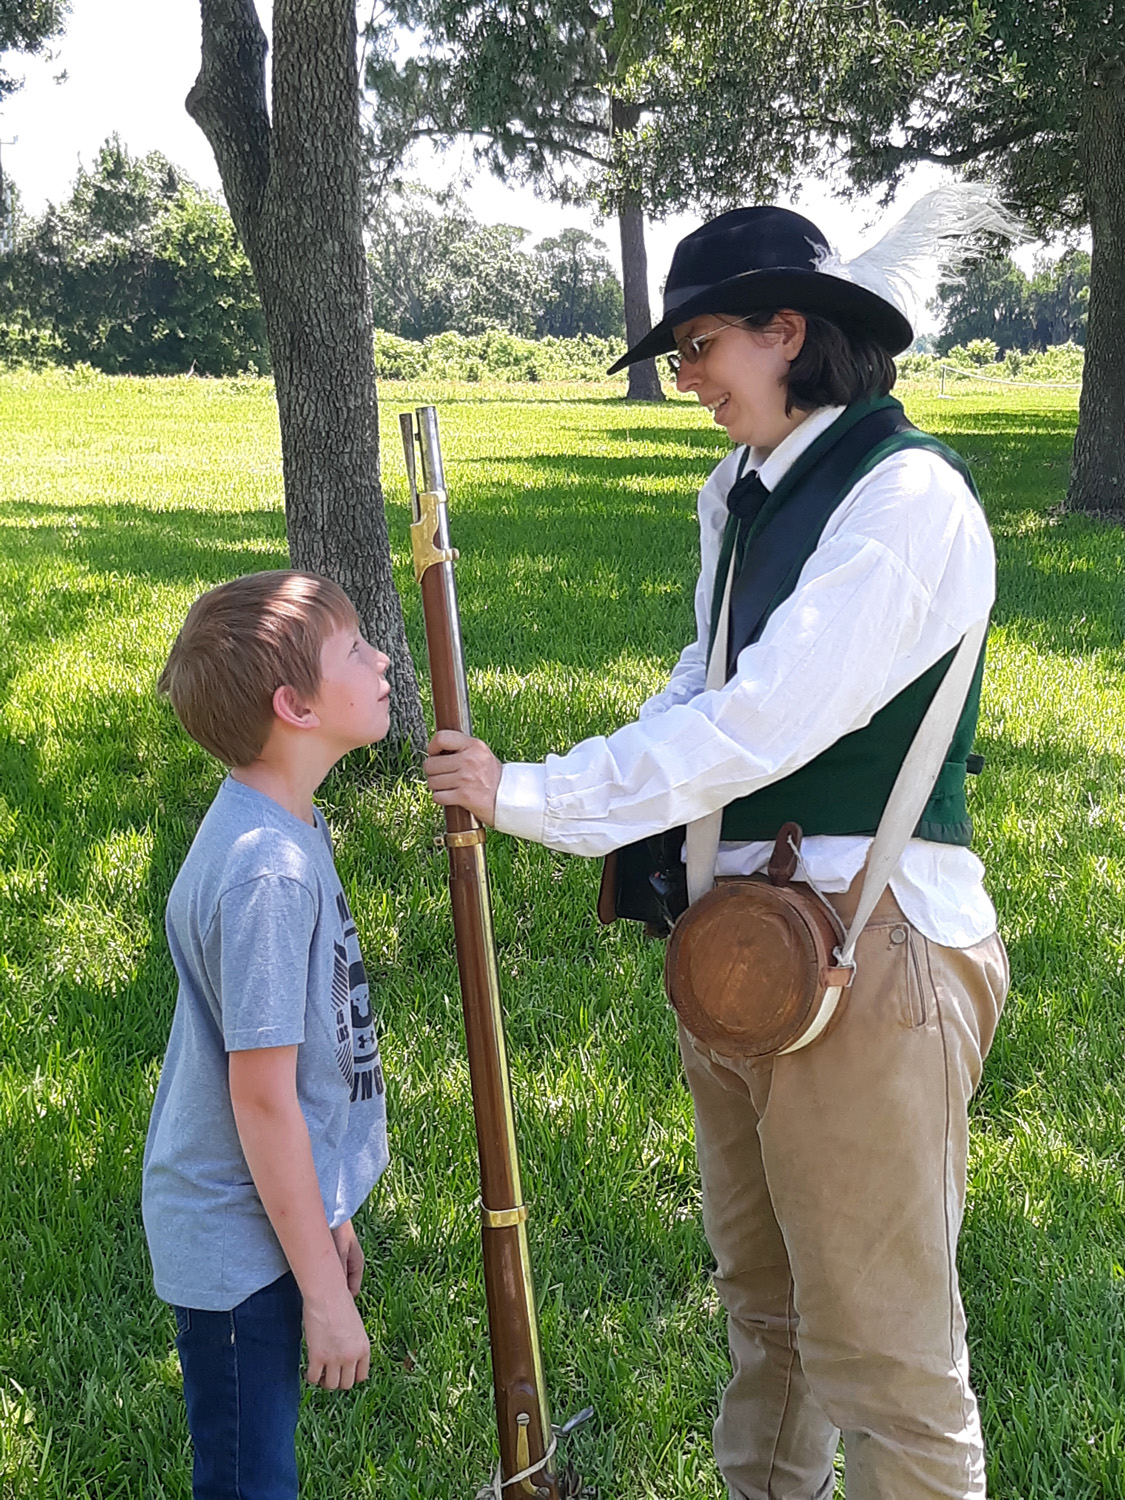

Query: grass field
0,367,1122,1499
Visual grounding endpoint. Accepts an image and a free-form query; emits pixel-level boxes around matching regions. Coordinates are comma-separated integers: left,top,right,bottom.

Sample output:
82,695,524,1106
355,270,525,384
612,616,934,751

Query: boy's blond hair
158,570,360,767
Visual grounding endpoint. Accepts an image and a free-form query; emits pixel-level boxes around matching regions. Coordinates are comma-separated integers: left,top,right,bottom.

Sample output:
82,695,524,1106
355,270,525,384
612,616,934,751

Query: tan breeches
678,882,1008,1500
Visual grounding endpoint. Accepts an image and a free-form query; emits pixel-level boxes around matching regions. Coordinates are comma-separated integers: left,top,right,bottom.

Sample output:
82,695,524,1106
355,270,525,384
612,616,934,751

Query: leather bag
664,821,855,1057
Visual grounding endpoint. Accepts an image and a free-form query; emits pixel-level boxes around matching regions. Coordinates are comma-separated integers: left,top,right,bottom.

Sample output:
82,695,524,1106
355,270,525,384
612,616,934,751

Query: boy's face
309,623,392,752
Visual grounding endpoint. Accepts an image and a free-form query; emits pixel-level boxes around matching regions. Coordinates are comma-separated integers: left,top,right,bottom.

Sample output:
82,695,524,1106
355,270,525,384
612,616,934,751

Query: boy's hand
303,1282,371,1390
424,730,502,824
332,1219,365,1296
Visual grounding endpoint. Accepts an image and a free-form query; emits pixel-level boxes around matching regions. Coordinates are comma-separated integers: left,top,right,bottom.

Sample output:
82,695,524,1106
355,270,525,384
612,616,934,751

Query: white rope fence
933,362,1082,395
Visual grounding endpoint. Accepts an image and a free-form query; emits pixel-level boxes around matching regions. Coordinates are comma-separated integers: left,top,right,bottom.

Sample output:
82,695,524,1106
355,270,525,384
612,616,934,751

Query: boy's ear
272,683,320,731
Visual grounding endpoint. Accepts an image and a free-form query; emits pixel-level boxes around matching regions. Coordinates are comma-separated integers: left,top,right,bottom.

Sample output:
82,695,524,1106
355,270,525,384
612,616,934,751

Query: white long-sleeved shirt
495,405,999,948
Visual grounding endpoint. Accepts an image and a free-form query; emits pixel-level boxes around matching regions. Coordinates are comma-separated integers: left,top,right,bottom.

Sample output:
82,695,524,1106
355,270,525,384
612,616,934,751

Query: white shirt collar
747,406,846,492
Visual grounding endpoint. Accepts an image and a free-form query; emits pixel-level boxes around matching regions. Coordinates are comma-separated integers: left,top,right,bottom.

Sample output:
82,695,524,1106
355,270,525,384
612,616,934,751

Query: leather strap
775,616,987,1057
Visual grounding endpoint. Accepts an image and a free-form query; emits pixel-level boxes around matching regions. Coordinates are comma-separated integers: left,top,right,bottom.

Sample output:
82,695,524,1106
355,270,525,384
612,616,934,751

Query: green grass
0,367,1121,1499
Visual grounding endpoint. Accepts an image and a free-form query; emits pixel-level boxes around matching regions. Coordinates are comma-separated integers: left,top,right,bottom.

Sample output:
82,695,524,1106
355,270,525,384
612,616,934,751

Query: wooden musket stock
401,407,560,1499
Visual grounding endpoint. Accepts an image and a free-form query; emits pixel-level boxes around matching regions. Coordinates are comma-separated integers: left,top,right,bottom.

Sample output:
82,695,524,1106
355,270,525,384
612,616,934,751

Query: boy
424,199,1010,1497
143,569,392,1500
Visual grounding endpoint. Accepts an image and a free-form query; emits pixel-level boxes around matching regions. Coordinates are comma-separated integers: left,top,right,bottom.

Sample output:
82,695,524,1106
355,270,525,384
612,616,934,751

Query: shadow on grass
993,521,1125,656
434,420,1018,687
926,408,1080,438
0,500,290,588
444,409,1105,673
968,721,1125,1127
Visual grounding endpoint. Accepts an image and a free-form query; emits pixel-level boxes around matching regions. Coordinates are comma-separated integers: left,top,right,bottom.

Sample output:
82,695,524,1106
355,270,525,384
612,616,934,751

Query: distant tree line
935,249,1090,356
0,143,624,375
0,136,1092,379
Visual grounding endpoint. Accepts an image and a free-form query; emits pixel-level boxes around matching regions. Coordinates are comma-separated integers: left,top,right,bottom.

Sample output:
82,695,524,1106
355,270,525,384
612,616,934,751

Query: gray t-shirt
142,777,389,1311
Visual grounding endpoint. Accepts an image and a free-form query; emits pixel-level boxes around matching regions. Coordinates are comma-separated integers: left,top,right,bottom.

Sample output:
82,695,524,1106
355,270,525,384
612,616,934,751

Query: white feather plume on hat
812,183,1026,330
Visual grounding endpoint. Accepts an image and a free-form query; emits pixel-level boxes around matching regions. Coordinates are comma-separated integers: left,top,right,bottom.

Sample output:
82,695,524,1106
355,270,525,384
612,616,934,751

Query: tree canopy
0,0,70,245
665,0,1125,513
365,0,809,217
0,0,69,102
367,186,623,340
368,186,545,339
0,137,268,374
363,0,811,400
534,227,623,339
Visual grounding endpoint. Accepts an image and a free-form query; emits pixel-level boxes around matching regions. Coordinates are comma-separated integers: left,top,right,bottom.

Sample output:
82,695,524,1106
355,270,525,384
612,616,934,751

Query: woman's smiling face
672,309,808,452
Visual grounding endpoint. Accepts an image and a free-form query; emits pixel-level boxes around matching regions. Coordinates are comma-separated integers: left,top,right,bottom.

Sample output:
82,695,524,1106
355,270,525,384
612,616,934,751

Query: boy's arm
229,1045,370,1390
331,1218,364,1294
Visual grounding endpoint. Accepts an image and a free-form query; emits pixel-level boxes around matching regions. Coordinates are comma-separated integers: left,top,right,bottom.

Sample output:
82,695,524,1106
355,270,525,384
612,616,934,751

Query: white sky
0,0,1038,327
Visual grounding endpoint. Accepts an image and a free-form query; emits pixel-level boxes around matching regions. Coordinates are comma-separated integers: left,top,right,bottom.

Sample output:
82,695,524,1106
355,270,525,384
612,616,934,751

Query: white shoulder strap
684,551,736,905
684,540,988,944
835,614,987,964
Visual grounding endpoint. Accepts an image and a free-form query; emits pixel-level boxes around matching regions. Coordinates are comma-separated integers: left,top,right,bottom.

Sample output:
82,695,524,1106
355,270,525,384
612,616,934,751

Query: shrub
965,338,1000,366
373,330,427,380
897,340,1083,387
373,328,627,382
0,321,63,368
896,351,939,379
1020,342,1084,383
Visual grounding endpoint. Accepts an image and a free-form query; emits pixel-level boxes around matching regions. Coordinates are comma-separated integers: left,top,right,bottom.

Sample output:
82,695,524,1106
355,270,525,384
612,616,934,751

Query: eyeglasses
666,316,756,375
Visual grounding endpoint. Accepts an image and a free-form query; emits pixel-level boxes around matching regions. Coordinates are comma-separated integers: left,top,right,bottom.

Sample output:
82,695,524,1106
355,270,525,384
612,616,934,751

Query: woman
425,193,1011,1500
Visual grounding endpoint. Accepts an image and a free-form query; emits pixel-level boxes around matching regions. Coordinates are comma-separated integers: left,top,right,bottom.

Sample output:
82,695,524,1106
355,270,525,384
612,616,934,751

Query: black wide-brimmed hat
608,205,914,373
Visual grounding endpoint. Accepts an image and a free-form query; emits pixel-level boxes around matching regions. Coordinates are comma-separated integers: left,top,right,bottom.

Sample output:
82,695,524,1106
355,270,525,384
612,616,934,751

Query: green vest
712,397,988,846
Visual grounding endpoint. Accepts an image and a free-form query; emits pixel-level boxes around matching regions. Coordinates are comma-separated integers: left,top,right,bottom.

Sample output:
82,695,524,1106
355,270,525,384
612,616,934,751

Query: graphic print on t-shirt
330,891,385,1105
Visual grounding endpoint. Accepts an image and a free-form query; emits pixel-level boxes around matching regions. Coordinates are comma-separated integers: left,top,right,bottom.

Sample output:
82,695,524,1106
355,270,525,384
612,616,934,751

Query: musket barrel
416,405,447,491
402,407,560,1498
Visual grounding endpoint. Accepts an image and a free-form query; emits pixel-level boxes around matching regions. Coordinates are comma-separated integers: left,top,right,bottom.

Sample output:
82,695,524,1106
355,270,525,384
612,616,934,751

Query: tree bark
1068,56,1125,517
188,0,426,750
611,98,664,403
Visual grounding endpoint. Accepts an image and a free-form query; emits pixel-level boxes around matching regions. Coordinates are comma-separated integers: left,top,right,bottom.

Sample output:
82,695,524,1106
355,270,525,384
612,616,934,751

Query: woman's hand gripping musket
423,729,502,825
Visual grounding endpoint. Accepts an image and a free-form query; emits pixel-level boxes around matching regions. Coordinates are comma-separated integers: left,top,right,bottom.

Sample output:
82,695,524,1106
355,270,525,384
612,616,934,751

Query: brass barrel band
481,1202,529,1229
445,827,486,848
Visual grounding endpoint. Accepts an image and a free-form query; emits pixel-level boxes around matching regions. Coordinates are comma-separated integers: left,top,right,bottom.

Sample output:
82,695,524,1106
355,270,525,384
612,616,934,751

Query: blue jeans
174,1272,303,1500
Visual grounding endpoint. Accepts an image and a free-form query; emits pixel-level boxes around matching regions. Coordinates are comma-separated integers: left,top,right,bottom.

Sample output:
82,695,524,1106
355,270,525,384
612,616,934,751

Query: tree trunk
188,0,426,751
611,98,664,403
617,201,665,401
1068,57,1125,517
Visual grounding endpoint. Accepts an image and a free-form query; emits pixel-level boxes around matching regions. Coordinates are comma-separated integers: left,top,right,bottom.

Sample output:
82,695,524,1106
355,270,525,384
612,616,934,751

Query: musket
401,407,587,1499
